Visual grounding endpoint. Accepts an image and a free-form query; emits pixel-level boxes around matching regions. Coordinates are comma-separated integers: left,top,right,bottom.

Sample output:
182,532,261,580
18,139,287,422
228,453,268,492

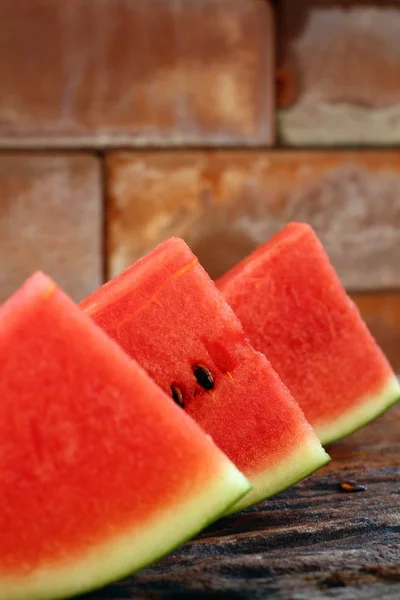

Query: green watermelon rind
227,438,331,514
228,456,331,515
273,454,331,497
2,464,251,600
316,375,400,447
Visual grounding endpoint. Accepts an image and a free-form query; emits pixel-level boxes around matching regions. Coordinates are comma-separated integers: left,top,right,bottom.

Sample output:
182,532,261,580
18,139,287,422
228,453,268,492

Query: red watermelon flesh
217,222,400,445
0,272,250,600
81,238,329,512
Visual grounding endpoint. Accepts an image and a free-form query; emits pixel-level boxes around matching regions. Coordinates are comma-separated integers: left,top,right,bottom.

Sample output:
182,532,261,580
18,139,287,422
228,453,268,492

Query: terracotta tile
107,150,400,291
0,154,102,302
0,0,274,148
278,1,400,145
352,292,400,374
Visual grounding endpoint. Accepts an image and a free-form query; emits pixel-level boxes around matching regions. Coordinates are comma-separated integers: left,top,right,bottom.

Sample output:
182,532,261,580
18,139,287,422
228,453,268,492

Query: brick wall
1,0,399,370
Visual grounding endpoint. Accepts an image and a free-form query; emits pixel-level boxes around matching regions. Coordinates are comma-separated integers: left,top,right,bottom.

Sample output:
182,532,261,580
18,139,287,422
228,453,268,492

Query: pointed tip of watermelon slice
316,375,400,446
7,271,56,302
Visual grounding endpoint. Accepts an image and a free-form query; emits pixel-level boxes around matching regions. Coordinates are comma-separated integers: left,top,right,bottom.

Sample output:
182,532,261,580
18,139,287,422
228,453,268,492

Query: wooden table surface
86,401,400,600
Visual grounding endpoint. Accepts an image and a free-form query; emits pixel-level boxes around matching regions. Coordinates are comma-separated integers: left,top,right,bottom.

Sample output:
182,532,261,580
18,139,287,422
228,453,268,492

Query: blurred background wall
0,0,399,370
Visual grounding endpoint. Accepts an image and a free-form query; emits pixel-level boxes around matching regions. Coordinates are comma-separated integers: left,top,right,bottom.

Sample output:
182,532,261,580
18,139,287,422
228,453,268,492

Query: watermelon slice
0,272,250,600
81,238,330,512
217,222,400,445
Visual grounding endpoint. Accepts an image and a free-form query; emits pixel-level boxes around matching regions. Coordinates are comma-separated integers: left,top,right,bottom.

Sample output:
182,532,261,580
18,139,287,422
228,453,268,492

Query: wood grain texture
278,0,400,146
0,153,102,303
106,151,400,291
0,0,274,148
82,401,400,599
352,292,400,374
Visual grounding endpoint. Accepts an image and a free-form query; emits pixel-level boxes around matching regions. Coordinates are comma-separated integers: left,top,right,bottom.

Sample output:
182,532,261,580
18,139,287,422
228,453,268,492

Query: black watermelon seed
194,365,214,390
171,385,184,408
339,481,366,493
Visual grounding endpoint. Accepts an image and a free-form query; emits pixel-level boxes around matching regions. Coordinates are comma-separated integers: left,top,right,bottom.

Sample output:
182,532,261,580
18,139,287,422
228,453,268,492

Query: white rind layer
1,462,250,600
228,436,330,514
316,375,400,446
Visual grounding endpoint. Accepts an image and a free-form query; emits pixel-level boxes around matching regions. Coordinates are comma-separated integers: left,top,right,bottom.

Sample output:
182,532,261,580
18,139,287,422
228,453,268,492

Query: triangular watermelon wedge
0,272,250,600
81,238,330,512
217,222,400,445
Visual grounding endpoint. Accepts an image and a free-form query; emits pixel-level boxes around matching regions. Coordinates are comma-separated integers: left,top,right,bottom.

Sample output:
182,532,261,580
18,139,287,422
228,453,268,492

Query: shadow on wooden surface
84,403,400,600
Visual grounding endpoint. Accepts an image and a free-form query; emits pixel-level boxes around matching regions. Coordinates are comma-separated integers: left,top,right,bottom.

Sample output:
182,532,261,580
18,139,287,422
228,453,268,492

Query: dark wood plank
83,400,400,599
